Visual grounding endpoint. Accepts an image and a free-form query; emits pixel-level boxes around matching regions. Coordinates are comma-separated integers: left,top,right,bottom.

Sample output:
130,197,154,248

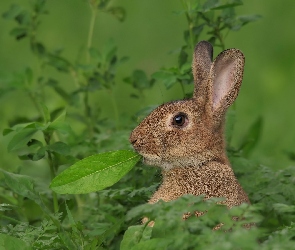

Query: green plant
1,0,295,249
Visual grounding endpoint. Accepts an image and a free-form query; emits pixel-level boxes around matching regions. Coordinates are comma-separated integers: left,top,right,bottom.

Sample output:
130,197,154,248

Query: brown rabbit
129,41,250,210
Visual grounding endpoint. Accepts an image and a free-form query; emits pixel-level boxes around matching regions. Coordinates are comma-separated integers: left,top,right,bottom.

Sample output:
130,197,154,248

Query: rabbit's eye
172,113,188,128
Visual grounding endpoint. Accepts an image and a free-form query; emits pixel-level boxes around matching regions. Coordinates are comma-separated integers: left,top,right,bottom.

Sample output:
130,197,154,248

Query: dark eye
172,113,188,128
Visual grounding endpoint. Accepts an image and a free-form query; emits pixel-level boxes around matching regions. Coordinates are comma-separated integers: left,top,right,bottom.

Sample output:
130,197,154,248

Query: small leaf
124,70,152,91
231,14,262,31
152,70,177,89
27,139,43,148
48,141,70,155
178,46,188,68
48,110,71,134
10,27,27,40
0,233,31,250
0,204,18,212
2,4,22,20
32,147,46,161
130,238,172,250
121,225,152,250
3,128,14,136
0,170,50,214
47,54,71,72
273,203,295,213
89,47,102,61
48,121,71,134
32,42,46,55
7,128,39,151
50,150,141,194
108,6,126,22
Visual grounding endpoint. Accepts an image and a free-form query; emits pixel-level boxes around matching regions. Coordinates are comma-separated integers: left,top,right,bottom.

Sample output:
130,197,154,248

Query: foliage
50,150,141,194
0,0,294,249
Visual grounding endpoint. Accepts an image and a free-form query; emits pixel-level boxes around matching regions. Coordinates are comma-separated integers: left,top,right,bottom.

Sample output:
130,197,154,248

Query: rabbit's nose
130,138,137,145
129,131,138,145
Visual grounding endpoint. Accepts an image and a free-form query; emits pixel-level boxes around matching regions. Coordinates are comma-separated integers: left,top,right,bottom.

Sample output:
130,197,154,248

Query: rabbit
129,41,250,212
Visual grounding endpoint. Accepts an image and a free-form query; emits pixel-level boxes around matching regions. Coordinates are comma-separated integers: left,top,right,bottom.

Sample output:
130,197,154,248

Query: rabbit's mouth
139,152,179,170
140,152,161,165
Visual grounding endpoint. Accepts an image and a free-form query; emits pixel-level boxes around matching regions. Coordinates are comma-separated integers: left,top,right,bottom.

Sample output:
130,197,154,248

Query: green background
1,0,295,170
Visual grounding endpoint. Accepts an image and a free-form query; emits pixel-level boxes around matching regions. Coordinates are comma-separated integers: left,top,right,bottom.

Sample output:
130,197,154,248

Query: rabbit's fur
130,41,250,208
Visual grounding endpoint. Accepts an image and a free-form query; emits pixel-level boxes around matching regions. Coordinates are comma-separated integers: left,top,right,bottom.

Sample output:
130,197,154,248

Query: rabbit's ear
209,49,245,119
192,41,213,97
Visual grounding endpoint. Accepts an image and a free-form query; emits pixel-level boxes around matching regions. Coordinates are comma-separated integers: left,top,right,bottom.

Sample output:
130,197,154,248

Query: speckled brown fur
130,41,249,211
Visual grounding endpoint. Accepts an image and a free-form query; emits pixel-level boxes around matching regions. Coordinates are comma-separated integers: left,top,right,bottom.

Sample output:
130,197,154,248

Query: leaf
120,225,152,250
47,54,72,72
7,127,39,151
285,151,295,162
32,146,46,161
27,139,43,148
131,238,173,250
231,14,262,31
202,0,242,12
2,4,22,20
48,121,71,134
50,150,142,194
273,203,295,213
124,70,152,91
32,42,46,56
48,110,71,134
89,47,102,61
0,170,51,214
10,27,27,40
2,128,14,136
152,70,177,89
108,6,126,22
48,141,71,155
0,233,31,250
0,203,17,212
178,46,188,68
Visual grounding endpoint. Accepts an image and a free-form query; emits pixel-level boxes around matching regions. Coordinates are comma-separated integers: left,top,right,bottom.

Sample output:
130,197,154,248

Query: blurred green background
1,0,295,170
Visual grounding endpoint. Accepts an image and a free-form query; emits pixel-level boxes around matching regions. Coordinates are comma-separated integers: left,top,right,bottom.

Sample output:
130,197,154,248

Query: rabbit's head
130,41,245,170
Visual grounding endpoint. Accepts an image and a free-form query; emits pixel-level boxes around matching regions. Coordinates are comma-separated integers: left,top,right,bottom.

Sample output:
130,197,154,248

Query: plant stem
70,68,80,88
215,24,225,50
181,0,195,53
28,91,43,117
86,2,97,63
179,82,186,97
74,194,84,218
84,1,98,136
48,152,59,214
0,214,23,224
83,88,94,137
44,132,59,214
